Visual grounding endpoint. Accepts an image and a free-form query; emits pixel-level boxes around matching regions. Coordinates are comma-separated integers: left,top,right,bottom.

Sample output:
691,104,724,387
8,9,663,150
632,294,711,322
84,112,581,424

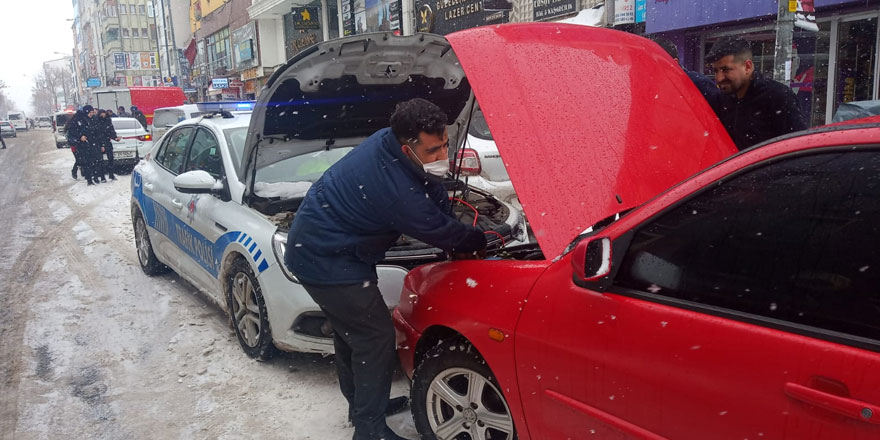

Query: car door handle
784,382,880,425
171,199,184,209
143,182,154,192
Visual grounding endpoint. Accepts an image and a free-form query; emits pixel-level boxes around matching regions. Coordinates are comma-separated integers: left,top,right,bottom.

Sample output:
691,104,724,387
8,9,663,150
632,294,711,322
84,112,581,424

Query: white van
53,110,76,148
150,104,201,142
8,111,27,131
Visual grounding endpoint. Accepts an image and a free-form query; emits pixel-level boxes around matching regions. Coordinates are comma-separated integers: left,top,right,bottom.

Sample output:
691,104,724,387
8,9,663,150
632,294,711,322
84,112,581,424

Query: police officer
95,109,120,181
285,98,487,440
706,36,807,150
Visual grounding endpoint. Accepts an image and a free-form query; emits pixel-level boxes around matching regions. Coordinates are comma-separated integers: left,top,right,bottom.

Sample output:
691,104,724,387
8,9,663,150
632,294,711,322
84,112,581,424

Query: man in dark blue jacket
285,98,486,440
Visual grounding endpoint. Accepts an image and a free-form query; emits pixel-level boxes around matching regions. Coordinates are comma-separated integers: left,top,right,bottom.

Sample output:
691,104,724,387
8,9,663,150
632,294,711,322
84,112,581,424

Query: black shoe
72,170,78,180
385,396,410,417
109,174,116,180
87,180,94,186
101,178,107,183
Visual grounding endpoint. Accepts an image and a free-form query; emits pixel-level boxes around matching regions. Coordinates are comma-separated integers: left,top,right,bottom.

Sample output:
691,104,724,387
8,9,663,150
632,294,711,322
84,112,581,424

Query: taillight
136,134,152,142
453,148,481,176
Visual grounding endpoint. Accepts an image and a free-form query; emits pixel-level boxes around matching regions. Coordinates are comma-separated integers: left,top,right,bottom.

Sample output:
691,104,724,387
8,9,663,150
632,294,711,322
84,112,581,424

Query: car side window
184,128,223,177
155,127,194,175
614,150,880,342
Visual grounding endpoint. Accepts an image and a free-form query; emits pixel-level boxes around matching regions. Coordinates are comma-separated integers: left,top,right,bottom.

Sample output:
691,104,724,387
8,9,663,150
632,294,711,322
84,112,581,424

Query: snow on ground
1,130,417,439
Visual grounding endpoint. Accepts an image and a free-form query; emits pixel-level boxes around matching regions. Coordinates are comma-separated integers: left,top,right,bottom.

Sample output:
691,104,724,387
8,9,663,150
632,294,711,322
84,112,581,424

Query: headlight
272,230,300,283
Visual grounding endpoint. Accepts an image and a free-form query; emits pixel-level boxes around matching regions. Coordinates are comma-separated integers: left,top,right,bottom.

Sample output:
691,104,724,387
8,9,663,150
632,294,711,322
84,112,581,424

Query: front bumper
392,307,421,379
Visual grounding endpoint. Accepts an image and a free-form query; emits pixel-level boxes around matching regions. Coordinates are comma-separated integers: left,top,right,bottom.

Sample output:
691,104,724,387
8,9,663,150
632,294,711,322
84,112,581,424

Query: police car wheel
133,210,167,275
226,258,278,361
411,337,517,440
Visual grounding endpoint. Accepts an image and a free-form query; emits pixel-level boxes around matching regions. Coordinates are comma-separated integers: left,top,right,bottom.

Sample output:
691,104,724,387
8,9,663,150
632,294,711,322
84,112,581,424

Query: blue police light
196,101,256,112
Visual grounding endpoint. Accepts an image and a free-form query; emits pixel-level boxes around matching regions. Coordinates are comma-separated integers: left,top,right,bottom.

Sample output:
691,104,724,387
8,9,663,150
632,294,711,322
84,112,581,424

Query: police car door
140,125,197,274
175,127,233,301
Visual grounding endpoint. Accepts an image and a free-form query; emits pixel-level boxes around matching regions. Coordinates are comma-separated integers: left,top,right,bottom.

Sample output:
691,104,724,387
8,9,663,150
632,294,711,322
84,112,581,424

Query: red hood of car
447,23,737,257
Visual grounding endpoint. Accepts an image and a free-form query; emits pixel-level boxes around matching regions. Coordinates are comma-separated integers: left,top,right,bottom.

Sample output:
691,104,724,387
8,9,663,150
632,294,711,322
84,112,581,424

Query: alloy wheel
426,367,514,440
231,272,262,347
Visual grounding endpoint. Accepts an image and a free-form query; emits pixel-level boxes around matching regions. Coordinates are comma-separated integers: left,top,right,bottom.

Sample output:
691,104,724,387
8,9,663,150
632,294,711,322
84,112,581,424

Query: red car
394,24,880,440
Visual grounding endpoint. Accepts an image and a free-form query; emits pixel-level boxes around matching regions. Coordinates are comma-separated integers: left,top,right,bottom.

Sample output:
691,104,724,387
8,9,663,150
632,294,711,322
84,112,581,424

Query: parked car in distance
53,110,76,148
151,104,202,142
1,121,16,138
455,105,519,209
111,117,153,171
37,116,52,128
394,23,880,440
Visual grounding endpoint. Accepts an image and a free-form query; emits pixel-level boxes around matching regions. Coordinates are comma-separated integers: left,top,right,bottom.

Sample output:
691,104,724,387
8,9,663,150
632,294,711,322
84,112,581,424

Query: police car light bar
195,101,255,112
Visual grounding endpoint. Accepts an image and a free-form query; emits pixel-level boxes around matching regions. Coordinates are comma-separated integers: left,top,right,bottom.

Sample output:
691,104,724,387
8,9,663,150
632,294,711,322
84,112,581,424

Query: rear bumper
392,307,421,379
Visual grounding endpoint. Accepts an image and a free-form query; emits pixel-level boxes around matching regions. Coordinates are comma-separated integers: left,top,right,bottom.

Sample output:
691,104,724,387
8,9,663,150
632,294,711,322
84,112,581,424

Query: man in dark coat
117,106,131,118
707,36,808,150
130,106,147,129
650,36,720,108
66,106,100,185
95,109,120,181
284,98,487,440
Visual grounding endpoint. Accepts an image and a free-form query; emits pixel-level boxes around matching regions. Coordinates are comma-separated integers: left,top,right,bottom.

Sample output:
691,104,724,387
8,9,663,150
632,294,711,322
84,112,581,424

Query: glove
70,146,77,153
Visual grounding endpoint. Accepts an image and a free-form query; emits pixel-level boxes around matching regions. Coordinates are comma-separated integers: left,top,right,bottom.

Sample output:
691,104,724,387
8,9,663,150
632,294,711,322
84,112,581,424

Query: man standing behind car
284,98,487,440
117,106,131,118
707,36,807,150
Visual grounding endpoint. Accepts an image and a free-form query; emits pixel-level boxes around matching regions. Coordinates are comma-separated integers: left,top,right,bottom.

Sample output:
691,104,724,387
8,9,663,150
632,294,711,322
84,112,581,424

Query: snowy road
0,130,417,440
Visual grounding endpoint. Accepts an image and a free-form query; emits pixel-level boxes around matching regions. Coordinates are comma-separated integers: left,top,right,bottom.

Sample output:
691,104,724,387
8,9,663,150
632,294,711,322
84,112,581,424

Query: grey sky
1,0,76,115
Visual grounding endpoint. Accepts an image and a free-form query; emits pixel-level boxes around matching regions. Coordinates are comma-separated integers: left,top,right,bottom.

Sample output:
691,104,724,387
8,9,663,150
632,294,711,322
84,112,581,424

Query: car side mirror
571,237,612,282
173,170,220,194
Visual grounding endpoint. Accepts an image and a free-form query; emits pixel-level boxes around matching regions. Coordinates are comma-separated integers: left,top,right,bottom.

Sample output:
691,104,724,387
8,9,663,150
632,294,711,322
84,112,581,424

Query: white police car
131,32,527,360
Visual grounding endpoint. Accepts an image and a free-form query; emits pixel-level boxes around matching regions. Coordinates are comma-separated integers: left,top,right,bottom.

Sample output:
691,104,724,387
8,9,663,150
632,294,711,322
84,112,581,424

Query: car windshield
112,119,143,130
467,106,493,140
8,114,21,120
55,114,73,128
255,148,354,186
153,110,185,128
223,127,248,175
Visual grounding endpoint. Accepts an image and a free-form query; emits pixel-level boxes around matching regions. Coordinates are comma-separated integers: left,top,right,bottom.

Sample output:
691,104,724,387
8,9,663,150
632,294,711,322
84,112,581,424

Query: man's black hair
705,36,753,64
390,98,448,145
650,36,678,61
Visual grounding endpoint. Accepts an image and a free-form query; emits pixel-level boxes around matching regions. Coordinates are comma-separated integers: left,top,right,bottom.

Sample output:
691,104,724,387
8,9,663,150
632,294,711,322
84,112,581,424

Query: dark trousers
80,146,102,182
71,147,81,176
1,135,6,148
100,145,114,178
302,281,396,440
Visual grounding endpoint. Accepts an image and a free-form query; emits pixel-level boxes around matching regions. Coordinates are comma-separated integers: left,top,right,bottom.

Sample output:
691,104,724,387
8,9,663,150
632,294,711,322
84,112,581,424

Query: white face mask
407,146,449,177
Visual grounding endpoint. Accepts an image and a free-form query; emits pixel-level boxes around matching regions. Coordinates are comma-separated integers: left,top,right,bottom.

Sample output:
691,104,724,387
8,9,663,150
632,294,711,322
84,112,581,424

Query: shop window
834,18,878,116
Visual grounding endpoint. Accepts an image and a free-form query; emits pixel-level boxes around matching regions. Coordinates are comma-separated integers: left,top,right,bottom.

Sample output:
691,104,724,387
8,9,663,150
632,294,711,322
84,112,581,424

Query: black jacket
95,116,117,148
713,73,808,150
132,111,147,129
284,127,487,285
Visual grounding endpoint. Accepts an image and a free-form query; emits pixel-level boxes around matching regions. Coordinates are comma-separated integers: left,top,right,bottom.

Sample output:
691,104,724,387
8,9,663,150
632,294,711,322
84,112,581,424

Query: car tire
56,143,63,149
411,337,517,440
226,258,278,361
133,209,167,275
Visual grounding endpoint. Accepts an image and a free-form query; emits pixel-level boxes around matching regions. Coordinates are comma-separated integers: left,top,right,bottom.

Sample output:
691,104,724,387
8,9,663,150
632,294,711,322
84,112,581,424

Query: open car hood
447,23,737,257
241,32,473,183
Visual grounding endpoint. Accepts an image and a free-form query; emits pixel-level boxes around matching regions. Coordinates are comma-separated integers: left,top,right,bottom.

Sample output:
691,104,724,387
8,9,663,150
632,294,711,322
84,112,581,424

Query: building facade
73,0,165,96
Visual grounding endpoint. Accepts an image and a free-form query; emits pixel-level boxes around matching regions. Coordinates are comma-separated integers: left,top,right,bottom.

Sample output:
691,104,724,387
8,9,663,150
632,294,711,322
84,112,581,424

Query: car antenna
449,97,476,216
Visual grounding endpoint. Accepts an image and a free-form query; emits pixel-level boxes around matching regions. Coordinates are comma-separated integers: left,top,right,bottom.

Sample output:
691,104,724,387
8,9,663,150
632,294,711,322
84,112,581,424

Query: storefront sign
212,78,229,89
284,11,323,59
113,52,159,71
293,7,320,30
86,77,101,87
414,0,507,34
647,0,776,34
635,0,647,23
614,0,635,25
241,67,262,81
795,0,818,32
533,0,576,21
233,22,260,71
